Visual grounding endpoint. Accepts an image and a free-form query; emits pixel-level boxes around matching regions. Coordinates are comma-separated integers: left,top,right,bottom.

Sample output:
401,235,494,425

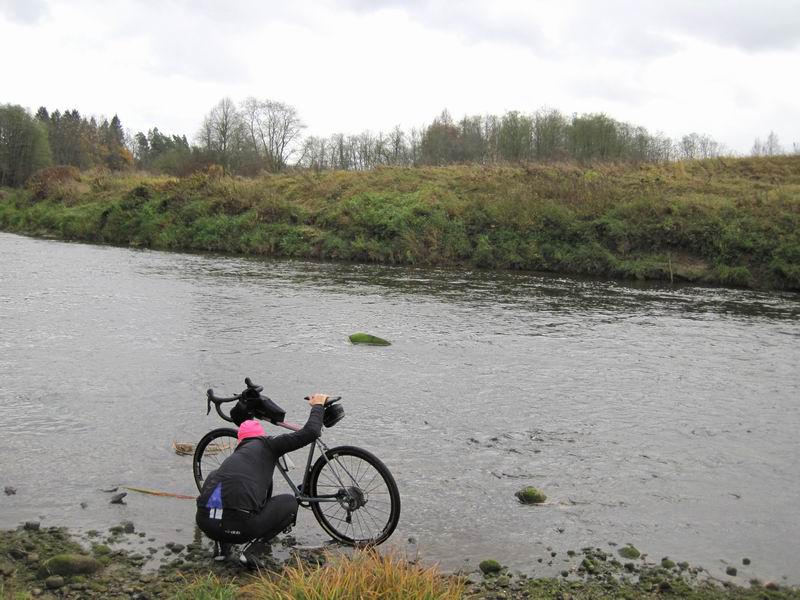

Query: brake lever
206,389,213,415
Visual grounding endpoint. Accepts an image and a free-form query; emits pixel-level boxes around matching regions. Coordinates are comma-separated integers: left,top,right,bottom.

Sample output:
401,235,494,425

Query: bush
27,166,81,200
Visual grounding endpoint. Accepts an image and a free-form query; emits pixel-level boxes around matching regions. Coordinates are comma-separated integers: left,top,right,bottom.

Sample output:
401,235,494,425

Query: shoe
239,541,267,570
213,541,233,562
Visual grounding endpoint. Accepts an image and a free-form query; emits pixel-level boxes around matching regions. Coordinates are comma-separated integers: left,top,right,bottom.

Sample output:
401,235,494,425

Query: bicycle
192,377,401,546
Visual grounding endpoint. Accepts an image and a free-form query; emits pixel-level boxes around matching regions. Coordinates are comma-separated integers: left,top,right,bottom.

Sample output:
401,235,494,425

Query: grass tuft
171,574,238,600
240,549,465,600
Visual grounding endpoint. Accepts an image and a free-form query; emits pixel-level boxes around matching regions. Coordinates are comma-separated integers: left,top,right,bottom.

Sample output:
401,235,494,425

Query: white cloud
0,0,48,24
1,0,798,153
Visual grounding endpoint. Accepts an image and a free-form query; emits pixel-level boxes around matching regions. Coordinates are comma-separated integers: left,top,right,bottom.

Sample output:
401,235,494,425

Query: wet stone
45,575,64,590
479,559,503,575
24,521,41,531
618,545,640,560
10,548,28,560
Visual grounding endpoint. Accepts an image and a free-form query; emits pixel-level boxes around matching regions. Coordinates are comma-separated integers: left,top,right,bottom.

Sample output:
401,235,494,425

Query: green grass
172,574,238,600
1,157,799,290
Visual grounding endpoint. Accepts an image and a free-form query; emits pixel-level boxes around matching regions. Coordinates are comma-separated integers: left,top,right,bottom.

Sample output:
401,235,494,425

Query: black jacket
197,405,324,513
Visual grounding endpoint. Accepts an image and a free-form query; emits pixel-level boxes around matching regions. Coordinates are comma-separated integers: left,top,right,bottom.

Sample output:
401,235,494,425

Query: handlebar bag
240,388,286,424
230,400,250,426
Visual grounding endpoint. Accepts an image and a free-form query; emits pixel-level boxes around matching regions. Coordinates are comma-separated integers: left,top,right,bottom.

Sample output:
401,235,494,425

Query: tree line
1,98,797,187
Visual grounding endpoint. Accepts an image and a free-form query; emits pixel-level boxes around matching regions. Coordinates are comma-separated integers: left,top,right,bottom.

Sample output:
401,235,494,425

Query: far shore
1,157,799,292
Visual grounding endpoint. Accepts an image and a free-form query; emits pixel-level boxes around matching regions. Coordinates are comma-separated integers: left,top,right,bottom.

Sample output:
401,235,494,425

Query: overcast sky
1,0,798,153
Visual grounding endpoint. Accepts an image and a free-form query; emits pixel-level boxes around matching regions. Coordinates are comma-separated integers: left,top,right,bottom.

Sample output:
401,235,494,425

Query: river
1,231,798,582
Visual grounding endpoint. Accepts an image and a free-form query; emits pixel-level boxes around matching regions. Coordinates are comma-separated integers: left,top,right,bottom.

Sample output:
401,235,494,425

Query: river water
1,231,799,582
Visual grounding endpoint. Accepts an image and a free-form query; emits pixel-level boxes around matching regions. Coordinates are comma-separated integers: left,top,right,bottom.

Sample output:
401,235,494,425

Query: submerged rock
515,487,547,504
348,333,391,346
726,566,738,576
4,486,16,495
110,492,127,504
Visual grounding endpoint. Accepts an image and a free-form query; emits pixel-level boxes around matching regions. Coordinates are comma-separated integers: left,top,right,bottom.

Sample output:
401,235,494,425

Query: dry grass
239,549,465,600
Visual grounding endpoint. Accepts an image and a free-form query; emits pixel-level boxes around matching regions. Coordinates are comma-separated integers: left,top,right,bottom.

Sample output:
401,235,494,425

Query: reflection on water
1,232,799,582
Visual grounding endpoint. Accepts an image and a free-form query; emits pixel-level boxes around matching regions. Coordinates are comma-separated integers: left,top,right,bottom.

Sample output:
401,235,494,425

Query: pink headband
237,419,266,442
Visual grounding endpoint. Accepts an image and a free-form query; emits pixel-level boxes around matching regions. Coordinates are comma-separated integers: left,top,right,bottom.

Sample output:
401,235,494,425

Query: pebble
45,575,65,590
110,492,127,504
10,548,28,560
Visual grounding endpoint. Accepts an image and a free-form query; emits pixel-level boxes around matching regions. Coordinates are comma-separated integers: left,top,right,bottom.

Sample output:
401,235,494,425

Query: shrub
27,166,81,200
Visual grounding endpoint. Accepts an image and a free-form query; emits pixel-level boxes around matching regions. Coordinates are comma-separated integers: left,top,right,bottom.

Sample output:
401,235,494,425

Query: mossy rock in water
91,544,112,556
39,554,101,577
349,333,391,346
515,486,547,504
661,557,676,569
618,545,641,560
479,559,502,575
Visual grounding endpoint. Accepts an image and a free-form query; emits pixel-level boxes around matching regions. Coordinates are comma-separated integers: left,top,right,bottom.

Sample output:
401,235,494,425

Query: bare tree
765,131,783,156
196,97,243,173
239,97,305,172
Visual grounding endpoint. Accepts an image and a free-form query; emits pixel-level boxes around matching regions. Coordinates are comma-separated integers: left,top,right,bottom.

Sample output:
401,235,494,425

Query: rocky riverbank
2,523,799,599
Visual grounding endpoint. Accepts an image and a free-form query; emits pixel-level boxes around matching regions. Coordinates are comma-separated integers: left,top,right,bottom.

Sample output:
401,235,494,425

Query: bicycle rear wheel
193,428,237,492
308,445,400,546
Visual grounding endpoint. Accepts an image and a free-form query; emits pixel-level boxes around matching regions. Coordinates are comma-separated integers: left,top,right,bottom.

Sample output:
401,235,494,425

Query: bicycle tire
193,428,238,492
308,445,400,546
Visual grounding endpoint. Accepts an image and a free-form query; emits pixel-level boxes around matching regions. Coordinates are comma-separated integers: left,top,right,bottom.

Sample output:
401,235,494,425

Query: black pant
196,494,298,544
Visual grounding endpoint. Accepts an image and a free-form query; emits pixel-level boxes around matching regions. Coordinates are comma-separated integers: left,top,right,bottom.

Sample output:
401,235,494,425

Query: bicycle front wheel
193,428,238,492
308,445,400,546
